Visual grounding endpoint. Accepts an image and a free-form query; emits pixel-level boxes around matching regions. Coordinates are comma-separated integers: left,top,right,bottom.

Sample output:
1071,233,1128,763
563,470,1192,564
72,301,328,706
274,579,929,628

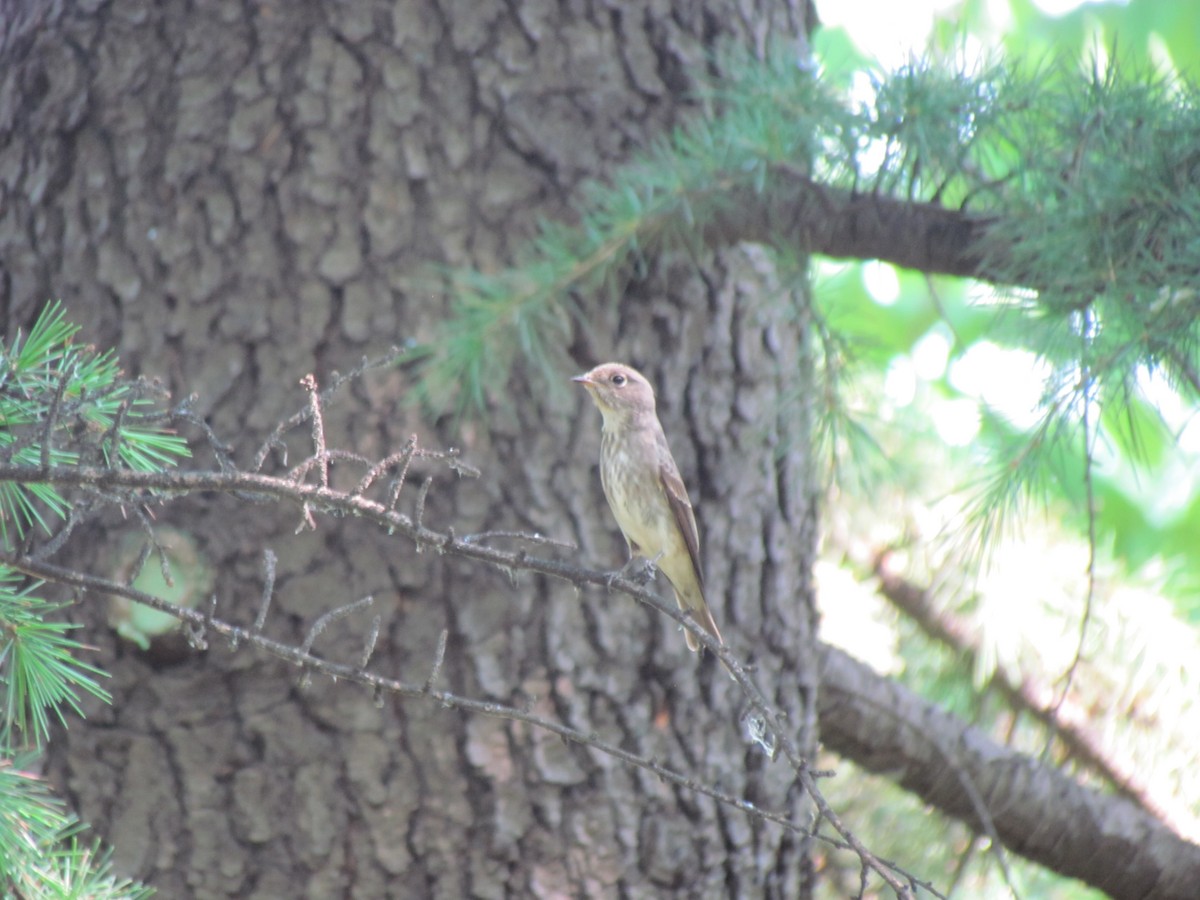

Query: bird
573,362,723,652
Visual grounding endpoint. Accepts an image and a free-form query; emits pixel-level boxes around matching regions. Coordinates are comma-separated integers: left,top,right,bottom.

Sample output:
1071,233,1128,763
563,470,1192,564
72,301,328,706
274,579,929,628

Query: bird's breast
600,427,675,556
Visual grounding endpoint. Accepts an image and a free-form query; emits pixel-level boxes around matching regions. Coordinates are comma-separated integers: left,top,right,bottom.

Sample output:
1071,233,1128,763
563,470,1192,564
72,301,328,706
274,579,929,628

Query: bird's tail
674,586,723,652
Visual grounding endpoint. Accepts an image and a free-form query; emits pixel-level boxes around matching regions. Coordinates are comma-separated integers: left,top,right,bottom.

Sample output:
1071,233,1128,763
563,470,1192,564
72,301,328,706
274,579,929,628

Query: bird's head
572,363,657,425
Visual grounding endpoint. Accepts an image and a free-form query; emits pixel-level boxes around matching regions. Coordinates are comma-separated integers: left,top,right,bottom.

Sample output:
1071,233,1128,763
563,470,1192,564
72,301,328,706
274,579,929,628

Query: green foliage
0,573,111,747
417,40,1200,414
999,0,1199,75
0,302,190,544
0,757,153,899
0,302,183,898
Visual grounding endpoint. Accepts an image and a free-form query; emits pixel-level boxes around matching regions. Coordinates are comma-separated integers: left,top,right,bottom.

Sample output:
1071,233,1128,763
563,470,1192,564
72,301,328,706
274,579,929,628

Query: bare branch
0,552,831,852
101,395,133,471
0,456,911,893
356,445,416,497
701,166,1002,282
0,442,932,892
423,628,448,692
299,374,329,490
253,549,277,633
294,502,318,534
460,530,578,551
155,535,175,589
290,448,373,483
249,354,398,472
127,538,154,586
169,394,238,473
442,449,480,479
7,458,1191,895
299,594,374,657
414,475,432,529
384,436,418,510
31,504,87,561
359,614,381,670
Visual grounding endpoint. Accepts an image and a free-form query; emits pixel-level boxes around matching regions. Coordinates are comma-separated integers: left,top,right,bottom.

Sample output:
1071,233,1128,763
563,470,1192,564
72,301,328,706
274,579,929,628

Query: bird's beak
572,373,594,386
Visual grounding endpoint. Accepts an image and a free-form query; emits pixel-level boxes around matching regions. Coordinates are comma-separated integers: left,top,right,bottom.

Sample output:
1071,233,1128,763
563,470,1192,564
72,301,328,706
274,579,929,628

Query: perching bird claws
607,552,661,589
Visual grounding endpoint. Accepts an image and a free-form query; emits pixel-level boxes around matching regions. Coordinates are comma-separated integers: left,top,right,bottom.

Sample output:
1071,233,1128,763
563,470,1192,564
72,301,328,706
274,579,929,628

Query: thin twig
356,446,419,497
250,354,396,472
127,539,154,586
424,629,449,692
385,436,418,511
300,374,329,490
296,504,317,533
460,530,578,551
443,450,480,479
414,476,432,529
359,614,381,670
30,505,87,561
1049,347,1099,727
254,549,277,632
39,368,71,472
155,536,175,589
299,595,374,657
170,394,239,474
103,396,133,471
289,449,374,487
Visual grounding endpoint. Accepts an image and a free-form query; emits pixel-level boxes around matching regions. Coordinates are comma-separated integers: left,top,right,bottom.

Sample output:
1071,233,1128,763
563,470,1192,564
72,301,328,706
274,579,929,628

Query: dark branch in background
701,168,1001,281
818,645,1200,900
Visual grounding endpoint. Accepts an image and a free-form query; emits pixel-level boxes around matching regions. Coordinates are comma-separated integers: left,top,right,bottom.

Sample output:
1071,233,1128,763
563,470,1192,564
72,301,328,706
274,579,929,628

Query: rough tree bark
1,1,821,897
10,1,1197,897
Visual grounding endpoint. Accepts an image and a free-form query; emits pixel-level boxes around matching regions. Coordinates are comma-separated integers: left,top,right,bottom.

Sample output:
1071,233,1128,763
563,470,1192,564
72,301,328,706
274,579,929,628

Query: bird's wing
659,462,704,589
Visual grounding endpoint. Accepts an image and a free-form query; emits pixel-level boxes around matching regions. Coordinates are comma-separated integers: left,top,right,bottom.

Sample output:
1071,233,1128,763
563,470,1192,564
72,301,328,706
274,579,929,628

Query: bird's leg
607,550,663,588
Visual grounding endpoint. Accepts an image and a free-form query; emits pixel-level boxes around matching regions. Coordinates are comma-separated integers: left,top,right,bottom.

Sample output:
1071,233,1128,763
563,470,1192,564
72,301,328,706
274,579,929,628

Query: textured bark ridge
2,1,818,896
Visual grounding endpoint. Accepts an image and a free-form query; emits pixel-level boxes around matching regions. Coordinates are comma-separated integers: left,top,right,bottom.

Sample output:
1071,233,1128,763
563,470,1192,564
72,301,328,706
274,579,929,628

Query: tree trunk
1,1,819,896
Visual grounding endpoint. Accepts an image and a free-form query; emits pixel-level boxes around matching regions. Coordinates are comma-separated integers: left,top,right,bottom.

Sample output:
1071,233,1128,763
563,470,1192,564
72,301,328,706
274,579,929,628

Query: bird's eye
611,373,626,386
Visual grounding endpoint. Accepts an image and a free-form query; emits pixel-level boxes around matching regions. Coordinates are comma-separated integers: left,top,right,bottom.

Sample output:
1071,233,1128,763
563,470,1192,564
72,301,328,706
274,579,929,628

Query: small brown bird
573,362,723,652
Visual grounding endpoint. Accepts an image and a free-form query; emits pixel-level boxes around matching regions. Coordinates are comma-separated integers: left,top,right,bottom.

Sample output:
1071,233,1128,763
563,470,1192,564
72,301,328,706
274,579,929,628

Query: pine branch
696,168,999,279
414,48,1200,425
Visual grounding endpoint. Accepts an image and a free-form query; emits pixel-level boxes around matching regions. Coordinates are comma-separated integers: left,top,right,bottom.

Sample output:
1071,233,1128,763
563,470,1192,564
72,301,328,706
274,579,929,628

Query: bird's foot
606,553,662,589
